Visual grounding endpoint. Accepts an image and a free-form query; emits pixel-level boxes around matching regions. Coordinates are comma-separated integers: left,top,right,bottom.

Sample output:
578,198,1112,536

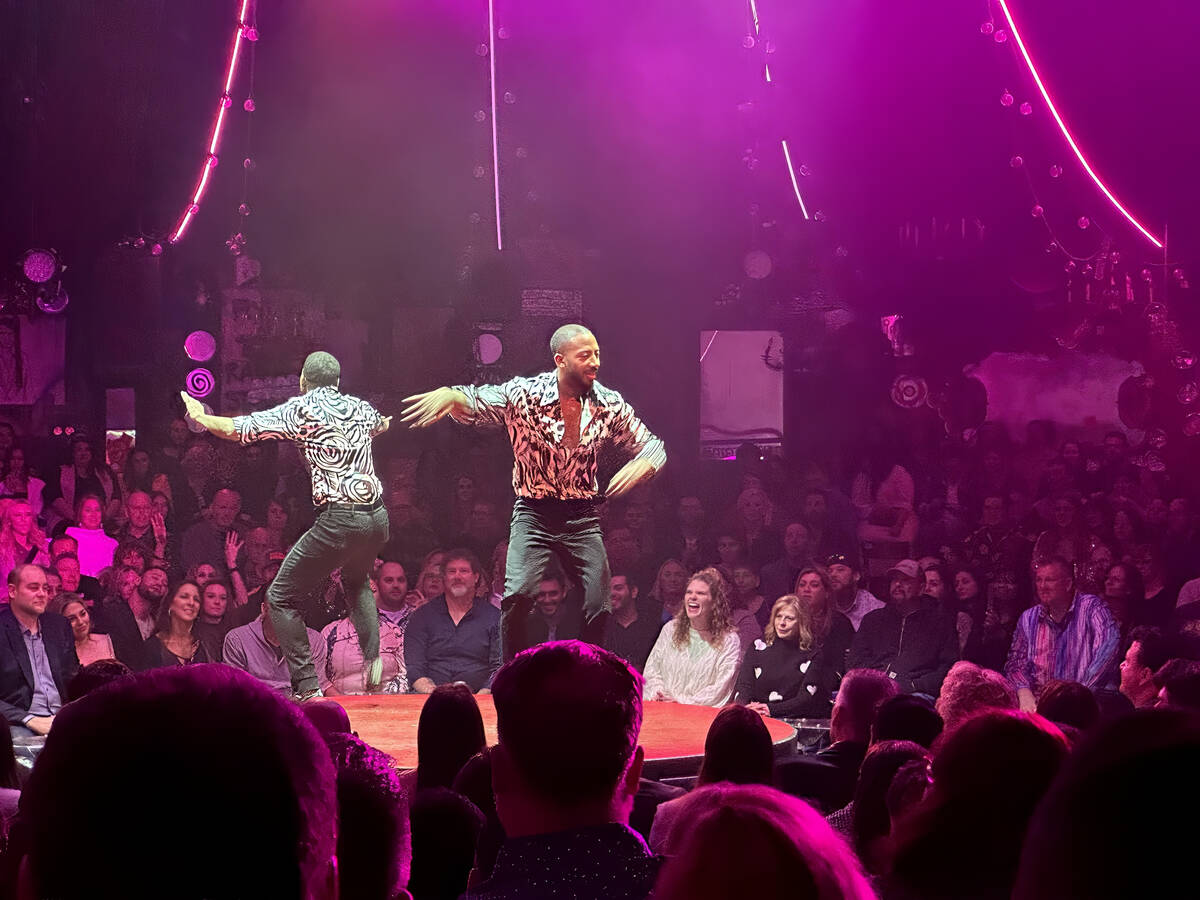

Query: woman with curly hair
0,500,50,586
643,567,742,706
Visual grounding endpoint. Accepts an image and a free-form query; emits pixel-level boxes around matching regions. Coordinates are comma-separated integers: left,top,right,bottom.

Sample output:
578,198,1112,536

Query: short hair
67,659,133,703
6,562,43,589
851,740,930,862
16,666,337,898
609,568,640,593
1154,659,1200,710
416,683,487,792
697,705,775,787
1128,626,1171,674
301,350,341,388
1034,555,1074,582
834,669,901,743
651,784,876,899
872,694,944,748
935,661,1018,731
442,547,482,577
325,732,411,900
407,788,485,900
537,568,567,590
1036,680,1101,731
549,323,593,356
491,640,642,807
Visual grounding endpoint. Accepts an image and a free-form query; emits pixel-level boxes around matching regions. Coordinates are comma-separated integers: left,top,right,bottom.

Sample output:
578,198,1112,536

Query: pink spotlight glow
169,0,254,244
780,140,811,220
996,0,1162,248
488,0,503,251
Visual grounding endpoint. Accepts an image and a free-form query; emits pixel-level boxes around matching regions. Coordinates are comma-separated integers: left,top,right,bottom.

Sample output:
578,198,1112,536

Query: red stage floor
334,694,796,776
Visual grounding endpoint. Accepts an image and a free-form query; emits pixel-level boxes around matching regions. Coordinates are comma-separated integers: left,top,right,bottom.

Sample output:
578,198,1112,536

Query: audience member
64,494,117,576
729,562,769,643
467,641,659,900
601,571,658,672
13,665,339,899
405,549,500,694
642,567,741,706
650,783,875,900
826,552,884,630
0,445,46,520
65,658,133,702
141,580,212,669
934,660,1017,731
1118,625,1171,708
322,560,413,694
644,558,687,622
45,436,121,529
664,495,711,573
180,488,244,579
962,568,1023,670
194,578,234,662
835,740,930,875
1036,679,1101,731
848,559,958,696
649,704,774,852
871,693,943,748
413,683,487,792
1152,658,1200,710
0,501,49,587
223,601,327,694
757,520,812,610
408,788,485,900
61,597,115,667
0,565,77,736
525,570,581,645
113,490,168,568
1005,556,1120,710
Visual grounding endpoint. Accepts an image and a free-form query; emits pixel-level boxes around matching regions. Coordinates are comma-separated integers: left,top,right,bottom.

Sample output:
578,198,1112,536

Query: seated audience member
1118,625,1172,709
112,541,150,575
141,580,212,669
733,589,843,719
322,561,413,695
412,683,487,793
776,669,900,812
405,549,501,694
13,666,339,899
644,558,687,623
920,562,952,614
0,565,78,737
1131,542,1177,629
465,641,659,900
948,564,987,653
847,559,958,696
729,562,769,647
830,740,930,876
886,710,1069,900
324,732,413,900
962,568,1024,670
871,693,943,748
194,579,233,662
730,487,783,568
98,565,142,617
826,552,884,631
1014,709,1200,899
65,494,118,577
650,783,875,900
93,565,167,670
664,495,711,573
409,787,485,900
643,567,742,706
0,443,47,521
649,705,774,852
224,601,327,695
451,749,506,885
187,561,219,589
49,549,100,603
1005,556,1120,710
757,520,813,611
0,500,50,587
1152,658,1200,710
1036,679,1101,731
526,570,581,645
66,658,133,702
934,660,1017,731
235,550,284,627
61,597,115,667
601,571,658,672
180,488,244,579
113,490,168,567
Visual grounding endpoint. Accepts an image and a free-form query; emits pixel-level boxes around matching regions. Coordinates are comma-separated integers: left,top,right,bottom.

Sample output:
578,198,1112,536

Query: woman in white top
643,567,742,707
62,597,117,668
65,494,118,577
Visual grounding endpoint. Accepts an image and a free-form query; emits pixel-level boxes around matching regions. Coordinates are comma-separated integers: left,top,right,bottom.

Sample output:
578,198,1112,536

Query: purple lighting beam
996,0,1162,249
488,0,503,251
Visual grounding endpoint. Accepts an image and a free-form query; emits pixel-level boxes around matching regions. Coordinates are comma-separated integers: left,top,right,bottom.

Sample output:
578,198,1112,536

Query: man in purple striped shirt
1005,555,1120,711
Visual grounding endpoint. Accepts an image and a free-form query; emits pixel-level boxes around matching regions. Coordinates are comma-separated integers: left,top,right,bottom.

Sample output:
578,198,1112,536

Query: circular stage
334,694,796,778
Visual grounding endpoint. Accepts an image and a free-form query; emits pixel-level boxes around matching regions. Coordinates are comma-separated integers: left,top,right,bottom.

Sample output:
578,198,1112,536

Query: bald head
549,324,594,357
550,325,600,393
300,351,340,390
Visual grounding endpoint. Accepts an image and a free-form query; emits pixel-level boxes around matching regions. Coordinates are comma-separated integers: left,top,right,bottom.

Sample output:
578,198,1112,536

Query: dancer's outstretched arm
180,391,237,441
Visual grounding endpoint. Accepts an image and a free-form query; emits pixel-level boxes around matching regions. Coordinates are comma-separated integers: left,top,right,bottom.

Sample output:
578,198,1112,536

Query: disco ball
184,330,217,362
22,249,58,284
35,284,69,314
743,249,773,280
1184,412,1200,438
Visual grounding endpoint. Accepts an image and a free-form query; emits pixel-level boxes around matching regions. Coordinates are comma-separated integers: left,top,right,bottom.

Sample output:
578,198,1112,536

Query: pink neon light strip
747,0,771,82
169,0,253,244
996,0,1162,248
488,0,503,251
781,139,810,220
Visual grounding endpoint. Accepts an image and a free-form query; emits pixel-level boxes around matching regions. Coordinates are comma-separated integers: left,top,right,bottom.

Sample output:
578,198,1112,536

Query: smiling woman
141,580,212,671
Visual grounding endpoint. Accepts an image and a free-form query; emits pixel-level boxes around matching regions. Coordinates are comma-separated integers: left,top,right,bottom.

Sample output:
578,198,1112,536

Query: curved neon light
169,0,254,243
996,0,1162,248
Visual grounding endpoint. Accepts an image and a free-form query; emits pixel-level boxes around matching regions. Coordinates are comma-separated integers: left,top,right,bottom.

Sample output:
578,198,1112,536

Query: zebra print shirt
233,386,386,506
452,371,666,500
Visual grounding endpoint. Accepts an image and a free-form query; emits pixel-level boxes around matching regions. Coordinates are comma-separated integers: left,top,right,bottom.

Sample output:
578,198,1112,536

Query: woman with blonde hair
643,567,742,706
646,557,688,622
0,500,50,586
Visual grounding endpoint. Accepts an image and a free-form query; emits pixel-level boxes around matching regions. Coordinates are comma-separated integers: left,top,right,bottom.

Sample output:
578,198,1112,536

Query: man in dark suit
1,564,80,737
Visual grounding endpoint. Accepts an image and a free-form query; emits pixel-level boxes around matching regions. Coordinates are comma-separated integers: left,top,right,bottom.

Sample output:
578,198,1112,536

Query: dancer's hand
606,458,655,499
401,388,465,427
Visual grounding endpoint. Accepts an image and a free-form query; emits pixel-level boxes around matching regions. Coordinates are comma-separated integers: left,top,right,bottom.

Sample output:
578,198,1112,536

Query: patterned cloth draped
452,372,666,500
233,386,385,506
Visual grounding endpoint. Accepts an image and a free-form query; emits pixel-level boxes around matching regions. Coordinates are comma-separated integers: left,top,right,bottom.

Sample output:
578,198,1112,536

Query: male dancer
180,351,390,700
402,323,665,660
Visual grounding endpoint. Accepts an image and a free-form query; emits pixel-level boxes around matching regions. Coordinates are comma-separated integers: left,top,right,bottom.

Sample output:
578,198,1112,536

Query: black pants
267,503,389,695
502,497,610,661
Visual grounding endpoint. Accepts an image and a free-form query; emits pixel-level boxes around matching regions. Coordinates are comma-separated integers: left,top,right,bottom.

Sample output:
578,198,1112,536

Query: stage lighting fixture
185,330,217,362
22,249,59,284
35,284,69,314
473,333,503,366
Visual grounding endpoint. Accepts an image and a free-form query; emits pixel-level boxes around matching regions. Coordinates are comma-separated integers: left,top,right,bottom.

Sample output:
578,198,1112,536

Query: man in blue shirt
405,549,500,693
